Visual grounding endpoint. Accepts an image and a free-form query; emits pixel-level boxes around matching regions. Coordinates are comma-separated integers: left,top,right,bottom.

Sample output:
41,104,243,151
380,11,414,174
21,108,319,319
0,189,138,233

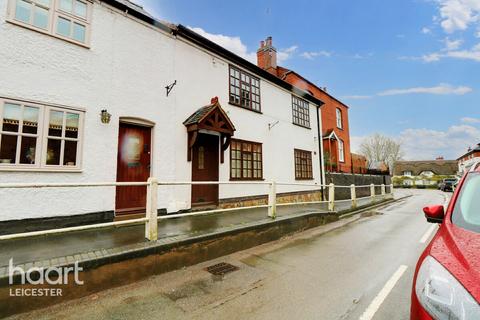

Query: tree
359,133,404,172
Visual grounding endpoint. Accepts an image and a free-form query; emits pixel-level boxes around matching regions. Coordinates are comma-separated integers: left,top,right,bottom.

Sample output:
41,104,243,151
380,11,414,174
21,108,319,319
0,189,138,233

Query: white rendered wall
0,0,323,220
172,38,322,210
0,0,176,220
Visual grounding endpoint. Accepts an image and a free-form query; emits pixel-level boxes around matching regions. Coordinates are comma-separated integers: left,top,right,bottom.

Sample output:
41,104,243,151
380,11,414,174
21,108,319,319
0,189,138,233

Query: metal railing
0,180,393,242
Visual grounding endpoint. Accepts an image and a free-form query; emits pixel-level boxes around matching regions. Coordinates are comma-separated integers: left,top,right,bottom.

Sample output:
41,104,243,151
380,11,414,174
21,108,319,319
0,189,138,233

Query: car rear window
452,173,480,233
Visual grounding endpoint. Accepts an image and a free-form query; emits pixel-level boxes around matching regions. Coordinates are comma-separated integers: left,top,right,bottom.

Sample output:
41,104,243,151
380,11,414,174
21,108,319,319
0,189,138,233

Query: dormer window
7,0,92,46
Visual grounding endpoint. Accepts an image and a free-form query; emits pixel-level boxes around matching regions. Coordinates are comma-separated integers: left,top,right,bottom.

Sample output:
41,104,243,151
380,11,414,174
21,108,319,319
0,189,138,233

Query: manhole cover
205,262,239,276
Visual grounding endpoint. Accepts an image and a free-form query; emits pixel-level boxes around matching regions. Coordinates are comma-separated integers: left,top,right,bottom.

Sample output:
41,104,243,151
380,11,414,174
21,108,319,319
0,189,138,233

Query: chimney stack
257,36,277,75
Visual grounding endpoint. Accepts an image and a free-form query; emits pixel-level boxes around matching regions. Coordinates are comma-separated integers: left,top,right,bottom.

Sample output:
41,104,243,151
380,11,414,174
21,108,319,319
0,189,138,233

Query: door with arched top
115,122,151,215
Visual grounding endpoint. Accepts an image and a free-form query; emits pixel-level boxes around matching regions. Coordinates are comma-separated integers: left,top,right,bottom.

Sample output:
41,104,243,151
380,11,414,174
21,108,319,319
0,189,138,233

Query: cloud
421,43,480,62
278,46,298,63
352,124,480,160
189,27,257,62
343,83,472,100
300,50,332,60
188,27,298,64
399,124,480,160
438,0,480,33
461,117,480,123
443,37,464,50
378,83,472,96
422,27,432,34
341,95,372,100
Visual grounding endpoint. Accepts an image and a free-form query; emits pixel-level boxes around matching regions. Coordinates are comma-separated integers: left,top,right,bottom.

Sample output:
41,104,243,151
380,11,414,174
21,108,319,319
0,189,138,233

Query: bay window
8,0,92,46
0,98,84,170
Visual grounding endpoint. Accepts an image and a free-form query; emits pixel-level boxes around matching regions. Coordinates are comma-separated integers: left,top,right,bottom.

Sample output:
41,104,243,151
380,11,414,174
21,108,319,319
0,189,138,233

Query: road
8,189,449,320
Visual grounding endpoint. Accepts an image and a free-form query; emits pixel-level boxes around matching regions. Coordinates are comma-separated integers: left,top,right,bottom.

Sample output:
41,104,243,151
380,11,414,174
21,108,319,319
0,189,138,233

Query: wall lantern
100,109,111,124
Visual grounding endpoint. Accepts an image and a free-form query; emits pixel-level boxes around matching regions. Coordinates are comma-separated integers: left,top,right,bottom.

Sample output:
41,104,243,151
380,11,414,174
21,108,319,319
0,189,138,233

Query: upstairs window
294,149,313,180
0,98,84,171
404,171,412,176
230,139,263,180
8,0,92,46
336,108,343,129
292,95,310,128
229,65,261,112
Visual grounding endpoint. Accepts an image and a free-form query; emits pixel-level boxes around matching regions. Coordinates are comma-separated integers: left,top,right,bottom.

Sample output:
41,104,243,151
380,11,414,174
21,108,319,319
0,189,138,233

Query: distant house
457,143,480,174
255,37,353,173
368,161,389,174
393,158,458,186
351,153,367,174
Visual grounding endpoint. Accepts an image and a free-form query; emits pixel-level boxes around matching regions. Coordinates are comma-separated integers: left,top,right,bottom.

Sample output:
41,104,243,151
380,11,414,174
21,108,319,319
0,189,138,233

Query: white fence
0,180,393,242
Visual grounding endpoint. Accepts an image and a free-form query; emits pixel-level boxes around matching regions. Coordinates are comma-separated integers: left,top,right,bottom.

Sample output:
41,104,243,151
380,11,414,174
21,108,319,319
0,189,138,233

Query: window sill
0,166,83,173
295,178,314,180
292,122,311,130
229,178,265,181
228,102,263,114
6,19,90,49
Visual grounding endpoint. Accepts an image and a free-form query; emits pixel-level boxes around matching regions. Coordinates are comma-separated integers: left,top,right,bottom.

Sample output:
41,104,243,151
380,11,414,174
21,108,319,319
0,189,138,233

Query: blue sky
135,0,480,160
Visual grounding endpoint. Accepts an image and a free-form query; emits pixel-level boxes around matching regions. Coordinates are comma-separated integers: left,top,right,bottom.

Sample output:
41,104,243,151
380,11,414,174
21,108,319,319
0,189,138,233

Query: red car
411,165,480,319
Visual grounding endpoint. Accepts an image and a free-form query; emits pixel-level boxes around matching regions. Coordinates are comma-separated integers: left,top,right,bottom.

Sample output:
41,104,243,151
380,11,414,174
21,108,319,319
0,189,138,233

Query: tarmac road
7,189,449,320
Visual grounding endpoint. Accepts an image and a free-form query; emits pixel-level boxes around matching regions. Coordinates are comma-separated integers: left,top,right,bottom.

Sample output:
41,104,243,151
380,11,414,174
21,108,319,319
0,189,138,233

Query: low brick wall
325,173,392,200
219,190,323,209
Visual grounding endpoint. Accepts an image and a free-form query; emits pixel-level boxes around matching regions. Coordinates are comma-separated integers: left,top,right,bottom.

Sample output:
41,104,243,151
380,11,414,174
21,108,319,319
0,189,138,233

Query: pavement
3,188,444,320
0,193,391,268
0,200,337,268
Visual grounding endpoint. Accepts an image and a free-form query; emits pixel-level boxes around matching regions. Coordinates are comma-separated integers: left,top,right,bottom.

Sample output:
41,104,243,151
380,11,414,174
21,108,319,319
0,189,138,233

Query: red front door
115,123,151,215
191,133,219,206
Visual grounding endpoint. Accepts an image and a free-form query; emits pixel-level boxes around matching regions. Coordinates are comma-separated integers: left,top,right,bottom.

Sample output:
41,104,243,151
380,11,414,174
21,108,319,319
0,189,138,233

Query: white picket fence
0,179,393,241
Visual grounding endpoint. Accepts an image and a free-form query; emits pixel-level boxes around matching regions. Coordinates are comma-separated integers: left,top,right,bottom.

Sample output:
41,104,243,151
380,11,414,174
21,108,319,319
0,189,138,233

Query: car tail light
415,256,480,319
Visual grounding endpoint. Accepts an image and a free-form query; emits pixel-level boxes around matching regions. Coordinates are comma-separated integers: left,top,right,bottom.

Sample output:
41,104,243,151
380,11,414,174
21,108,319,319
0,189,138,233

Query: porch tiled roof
183,104,215,126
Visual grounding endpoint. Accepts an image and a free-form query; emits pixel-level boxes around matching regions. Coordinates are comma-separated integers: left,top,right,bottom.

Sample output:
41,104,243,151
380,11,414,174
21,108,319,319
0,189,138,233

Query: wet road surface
7,189,448,320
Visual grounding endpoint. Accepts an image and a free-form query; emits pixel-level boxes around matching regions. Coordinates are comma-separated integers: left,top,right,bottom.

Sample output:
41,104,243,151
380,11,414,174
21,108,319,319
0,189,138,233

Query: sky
134,0,480,160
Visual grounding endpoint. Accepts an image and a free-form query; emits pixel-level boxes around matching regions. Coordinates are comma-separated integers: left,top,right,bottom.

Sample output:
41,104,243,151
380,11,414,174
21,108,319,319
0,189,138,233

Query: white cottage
0,0,325,233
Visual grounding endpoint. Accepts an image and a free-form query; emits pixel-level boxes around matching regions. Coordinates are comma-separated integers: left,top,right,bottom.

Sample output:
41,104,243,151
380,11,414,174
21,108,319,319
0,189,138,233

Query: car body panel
411,172,480,319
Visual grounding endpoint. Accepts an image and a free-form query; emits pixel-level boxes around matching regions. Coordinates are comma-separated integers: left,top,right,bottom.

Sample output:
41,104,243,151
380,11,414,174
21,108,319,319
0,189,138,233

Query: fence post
381,184,386,196
350,184,357,209
328,183,335,211
390,184,394,195
370,183,375,203
268,181,277,219
145,177,158,241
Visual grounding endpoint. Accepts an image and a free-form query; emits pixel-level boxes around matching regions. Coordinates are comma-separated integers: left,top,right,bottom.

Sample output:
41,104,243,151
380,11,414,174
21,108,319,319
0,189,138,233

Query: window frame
294,149,313,180
6,0,93,48
338,139,345,163
0,97,85,172
292,95,310,128
230,138,263,181
228,65,261,113
336,108,343,129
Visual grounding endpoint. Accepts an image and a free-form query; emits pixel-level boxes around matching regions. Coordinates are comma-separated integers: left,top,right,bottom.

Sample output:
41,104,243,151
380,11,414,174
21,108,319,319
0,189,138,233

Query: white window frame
0,97,84,172
338,139,345,163
336,108,343,129
404,171,412,176
6,0,93,47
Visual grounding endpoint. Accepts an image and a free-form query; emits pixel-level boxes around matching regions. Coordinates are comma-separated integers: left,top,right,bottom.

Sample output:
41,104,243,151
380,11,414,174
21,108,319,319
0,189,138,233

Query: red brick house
256,37,353,173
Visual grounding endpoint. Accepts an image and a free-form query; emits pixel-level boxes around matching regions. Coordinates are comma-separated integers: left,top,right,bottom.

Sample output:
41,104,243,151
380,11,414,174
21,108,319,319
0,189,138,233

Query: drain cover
205,262,239,276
